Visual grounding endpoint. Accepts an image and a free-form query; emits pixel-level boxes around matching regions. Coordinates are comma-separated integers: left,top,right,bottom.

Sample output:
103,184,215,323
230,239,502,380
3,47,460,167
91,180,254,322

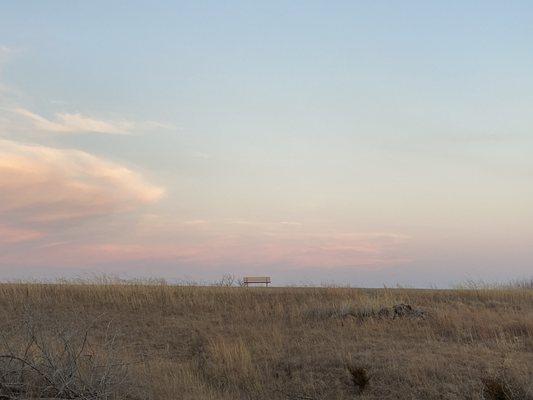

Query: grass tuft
346,364,370,395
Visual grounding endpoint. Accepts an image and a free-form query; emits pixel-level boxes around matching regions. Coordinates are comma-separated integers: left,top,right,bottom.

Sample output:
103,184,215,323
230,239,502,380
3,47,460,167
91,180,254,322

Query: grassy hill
0,282,531,399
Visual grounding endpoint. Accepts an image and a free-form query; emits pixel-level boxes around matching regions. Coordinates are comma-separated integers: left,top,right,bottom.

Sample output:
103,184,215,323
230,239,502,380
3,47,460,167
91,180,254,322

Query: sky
0,1,532,287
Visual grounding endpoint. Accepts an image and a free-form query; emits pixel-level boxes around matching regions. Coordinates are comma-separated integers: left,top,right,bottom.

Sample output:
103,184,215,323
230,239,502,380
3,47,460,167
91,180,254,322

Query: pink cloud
0,139,165,268
0,138,409,272
175,231,411,269
0,139,164,224
1,228,409,271
0,224,43,243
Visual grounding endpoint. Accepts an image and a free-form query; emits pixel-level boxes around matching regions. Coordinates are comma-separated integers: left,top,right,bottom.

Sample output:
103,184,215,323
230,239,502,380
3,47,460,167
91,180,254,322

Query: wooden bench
243,276,271,287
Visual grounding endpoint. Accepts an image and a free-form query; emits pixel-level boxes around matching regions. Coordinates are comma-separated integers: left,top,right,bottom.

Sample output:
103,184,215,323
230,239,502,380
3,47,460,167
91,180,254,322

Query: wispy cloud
8,108,176,135
0,45,174,137
0,224,43,244
0,45,16,64
13,108,134,134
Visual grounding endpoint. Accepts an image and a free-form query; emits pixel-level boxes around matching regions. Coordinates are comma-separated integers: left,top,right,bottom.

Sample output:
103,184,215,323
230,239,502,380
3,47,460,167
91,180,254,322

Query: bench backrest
243,276,271,284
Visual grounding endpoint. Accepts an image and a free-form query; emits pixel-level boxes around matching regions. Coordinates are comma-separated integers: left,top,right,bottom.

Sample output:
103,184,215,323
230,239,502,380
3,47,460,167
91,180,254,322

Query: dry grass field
0,281,531,399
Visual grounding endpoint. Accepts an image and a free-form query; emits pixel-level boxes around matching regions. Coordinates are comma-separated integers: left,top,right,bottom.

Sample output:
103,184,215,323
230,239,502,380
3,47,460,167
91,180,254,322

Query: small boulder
392,303,426,319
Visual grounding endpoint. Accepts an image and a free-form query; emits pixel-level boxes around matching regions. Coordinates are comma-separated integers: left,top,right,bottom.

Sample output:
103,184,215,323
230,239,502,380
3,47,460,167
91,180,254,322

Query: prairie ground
0,282,531,399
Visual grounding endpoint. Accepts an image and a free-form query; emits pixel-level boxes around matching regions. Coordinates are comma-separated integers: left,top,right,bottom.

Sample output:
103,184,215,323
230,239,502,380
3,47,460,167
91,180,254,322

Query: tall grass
0,279,530,399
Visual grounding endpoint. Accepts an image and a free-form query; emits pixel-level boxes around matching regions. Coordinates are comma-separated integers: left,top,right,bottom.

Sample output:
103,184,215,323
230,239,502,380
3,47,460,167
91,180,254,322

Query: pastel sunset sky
0,2,532,286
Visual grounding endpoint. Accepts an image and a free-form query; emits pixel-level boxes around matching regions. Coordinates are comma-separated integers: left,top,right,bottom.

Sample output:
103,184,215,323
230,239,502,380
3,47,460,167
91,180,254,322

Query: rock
392,303,426,319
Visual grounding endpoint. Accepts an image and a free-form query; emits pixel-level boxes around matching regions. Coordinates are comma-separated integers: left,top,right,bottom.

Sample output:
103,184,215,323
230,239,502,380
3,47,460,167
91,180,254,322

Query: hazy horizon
1,2,532,287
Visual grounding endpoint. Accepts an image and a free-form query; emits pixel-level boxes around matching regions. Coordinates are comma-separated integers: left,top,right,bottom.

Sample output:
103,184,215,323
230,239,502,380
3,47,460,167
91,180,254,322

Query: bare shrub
455,277,533,290
212,274,238,287
0,310,135,399
509,278,533,290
